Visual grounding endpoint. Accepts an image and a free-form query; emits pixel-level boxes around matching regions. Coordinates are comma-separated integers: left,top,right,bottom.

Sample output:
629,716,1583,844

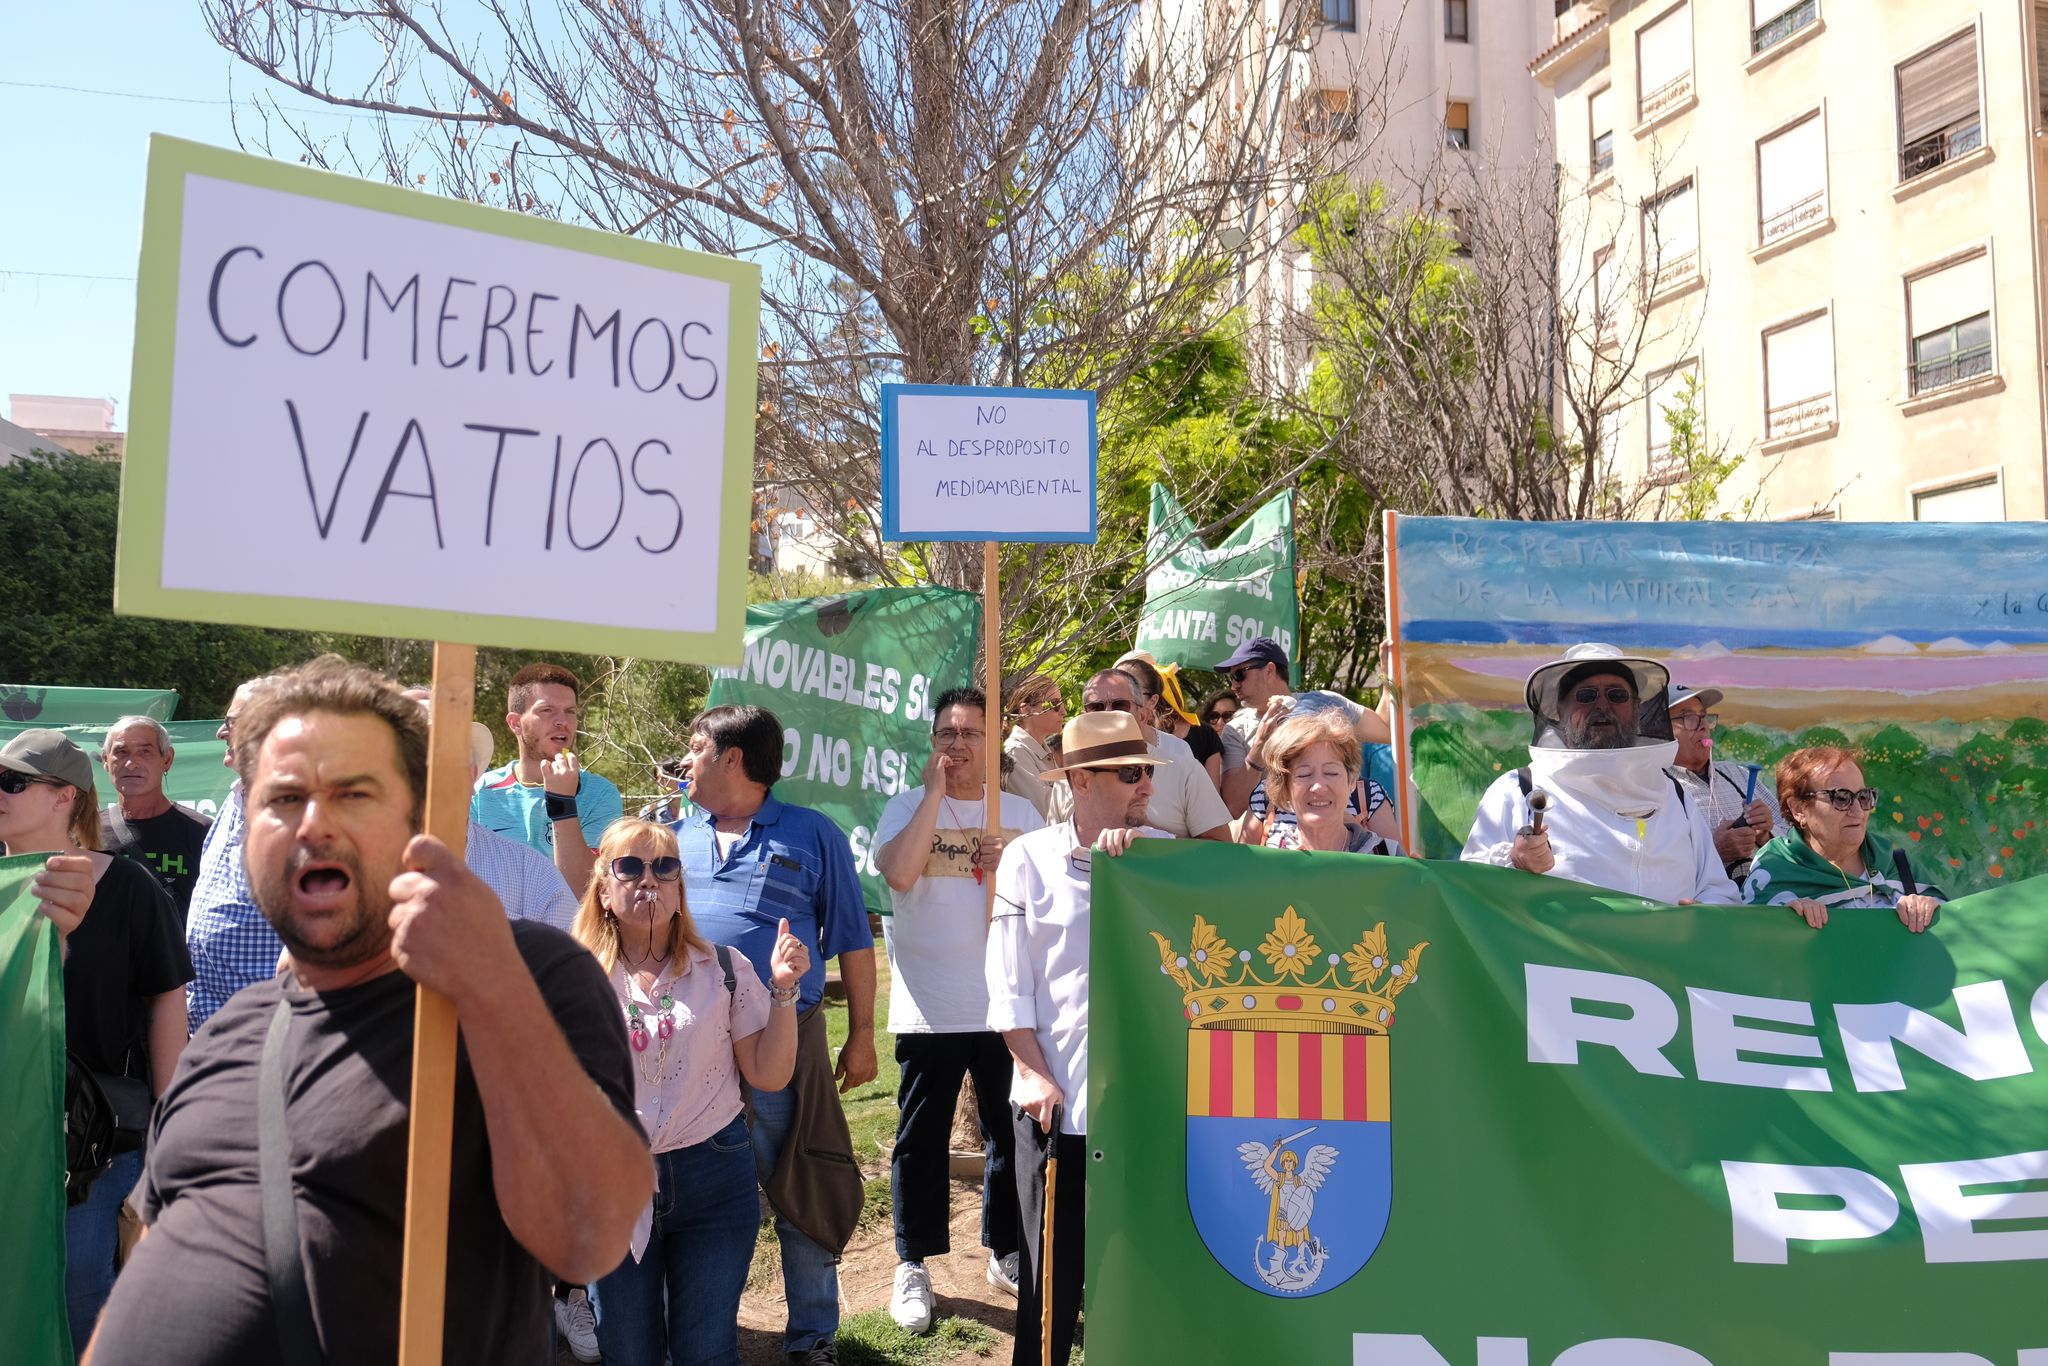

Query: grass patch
835,1310,997,1365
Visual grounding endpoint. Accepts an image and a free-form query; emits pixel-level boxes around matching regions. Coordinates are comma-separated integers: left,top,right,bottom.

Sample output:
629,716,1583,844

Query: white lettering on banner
1527,966,2048,1095
1354,1339,2048,1365
1838,983,2033,1093
847,824,878,877
1524,964,1683,1077
1900,1151,2048,1263
1688,988,1829,1091
1721,1161,1901,1264
1223,615,1295,654
780,726,801,779
1352,1337,1531,1366
741,637,907,716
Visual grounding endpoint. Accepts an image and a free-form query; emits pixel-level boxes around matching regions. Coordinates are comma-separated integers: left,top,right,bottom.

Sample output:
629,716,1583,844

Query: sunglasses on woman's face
610,855,683,881
1809,787,1879,812
0,771,62,795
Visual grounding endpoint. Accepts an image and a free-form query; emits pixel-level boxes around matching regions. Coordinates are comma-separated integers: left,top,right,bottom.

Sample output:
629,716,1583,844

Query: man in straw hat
1460,642,1737,905
986,710,1169,1365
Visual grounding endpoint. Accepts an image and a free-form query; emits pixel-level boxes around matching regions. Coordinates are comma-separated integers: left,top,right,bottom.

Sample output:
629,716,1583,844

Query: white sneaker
889,1260,935,1334
555,1287,600,1363
986,1251,1020,1298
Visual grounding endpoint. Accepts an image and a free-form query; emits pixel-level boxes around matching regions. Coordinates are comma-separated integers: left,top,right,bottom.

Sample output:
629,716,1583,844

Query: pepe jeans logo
1152,910,1427,1298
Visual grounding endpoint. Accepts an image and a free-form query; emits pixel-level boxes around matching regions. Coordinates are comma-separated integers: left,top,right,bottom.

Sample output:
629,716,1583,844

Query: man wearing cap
987,710,1168,1366
1047,669,1230,841
1461,643,1738,905
1667,684,1784,887
98,715,212,925
1214,637,1395,833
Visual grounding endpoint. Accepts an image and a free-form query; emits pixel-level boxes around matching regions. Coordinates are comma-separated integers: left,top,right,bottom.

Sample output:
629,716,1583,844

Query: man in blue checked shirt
676,703,874,1366
185,679,278,1033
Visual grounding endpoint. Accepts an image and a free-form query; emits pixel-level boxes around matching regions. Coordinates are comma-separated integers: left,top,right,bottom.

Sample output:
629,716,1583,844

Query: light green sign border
117,135,759,665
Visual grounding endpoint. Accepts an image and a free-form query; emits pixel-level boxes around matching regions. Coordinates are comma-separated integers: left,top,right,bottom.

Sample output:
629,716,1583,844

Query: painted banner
118,135,759,663
1385,516,2048,882
0,719,234,819
1089,841,2048,1363
1135,486,1299,684
0,854,71,1366
0,685,178,725
706,587,982,915
878,383,1097,542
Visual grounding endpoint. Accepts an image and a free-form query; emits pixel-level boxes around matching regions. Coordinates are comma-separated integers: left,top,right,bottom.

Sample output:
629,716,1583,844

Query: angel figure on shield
1239,1130,1338,1280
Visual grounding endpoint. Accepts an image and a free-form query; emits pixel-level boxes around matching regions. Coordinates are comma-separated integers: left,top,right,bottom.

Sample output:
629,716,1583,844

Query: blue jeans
66,1148,142,1358
745,1083,840,1352
594,1116,759,1366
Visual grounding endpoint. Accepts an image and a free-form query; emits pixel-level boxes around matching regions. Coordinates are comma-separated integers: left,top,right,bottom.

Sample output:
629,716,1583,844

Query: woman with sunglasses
573,818,808,1366
1747,747,1944,932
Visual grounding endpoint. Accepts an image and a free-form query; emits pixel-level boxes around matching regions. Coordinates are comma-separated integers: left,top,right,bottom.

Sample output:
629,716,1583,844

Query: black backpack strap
714,944,737,997
261,997,325,1366
102,801,137,853
1515,768,1532,798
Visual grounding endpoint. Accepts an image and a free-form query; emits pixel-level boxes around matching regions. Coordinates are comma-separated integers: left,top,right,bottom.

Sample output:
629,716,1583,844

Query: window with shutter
1643,179,1698,293
1896,30,1981,179
1445,0,1469,41
1762,312,1834,439
1589,87,1614,174
1646,362,1697,479
1906,253,1993,396
1757,113,1826,244
1322,0,1356,32
1913,477,2004,521
1637,4,1694,122
1752,0,1817,56
1446,100,1470,150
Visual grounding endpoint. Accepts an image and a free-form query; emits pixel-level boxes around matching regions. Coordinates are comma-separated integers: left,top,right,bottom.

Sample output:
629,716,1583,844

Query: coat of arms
1152,909,1427,1298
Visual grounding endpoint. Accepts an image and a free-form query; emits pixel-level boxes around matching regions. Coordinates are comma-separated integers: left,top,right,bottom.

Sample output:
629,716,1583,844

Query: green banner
0,719,234,820
705,587,982,916
1090,843,2048,1362
0,854,71,1365
1135,487,1299,685
0,684,178,725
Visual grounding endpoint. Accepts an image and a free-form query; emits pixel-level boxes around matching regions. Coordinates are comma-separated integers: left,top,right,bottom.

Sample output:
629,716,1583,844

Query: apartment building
1127,0,1561,378
1536,1,2048,522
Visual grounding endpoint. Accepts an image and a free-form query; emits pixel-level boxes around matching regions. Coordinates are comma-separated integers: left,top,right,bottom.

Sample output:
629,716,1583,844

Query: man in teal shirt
471,663,622,899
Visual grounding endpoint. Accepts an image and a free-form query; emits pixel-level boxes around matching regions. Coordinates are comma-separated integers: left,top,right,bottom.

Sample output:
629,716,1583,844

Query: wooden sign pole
983,541,1003,917
397,640,477,1365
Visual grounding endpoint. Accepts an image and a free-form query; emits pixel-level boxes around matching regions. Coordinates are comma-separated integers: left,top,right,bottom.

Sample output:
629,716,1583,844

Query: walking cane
1039,1101,1063,1366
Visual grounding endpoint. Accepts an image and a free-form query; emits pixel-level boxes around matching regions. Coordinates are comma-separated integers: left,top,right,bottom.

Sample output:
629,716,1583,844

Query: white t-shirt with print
877,787,1045,1033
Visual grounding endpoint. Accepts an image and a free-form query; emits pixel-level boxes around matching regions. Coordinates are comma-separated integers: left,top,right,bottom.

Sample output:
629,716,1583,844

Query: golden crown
1151,909,1428,1036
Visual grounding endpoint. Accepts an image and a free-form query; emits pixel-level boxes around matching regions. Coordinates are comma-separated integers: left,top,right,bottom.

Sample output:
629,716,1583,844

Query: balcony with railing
1760,189,1825,245
1646,443,1685,484
1752,0,1817,57
1591,131,1614,176
1899,118,1983,180
1765,391,1834,440
1650,249,1698,297
1639,71,1693,124
1909,312,1992,397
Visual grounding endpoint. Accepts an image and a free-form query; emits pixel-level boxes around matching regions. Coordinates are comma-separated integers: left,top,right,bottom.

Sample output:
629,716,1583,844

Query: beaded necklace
626,977,679,1086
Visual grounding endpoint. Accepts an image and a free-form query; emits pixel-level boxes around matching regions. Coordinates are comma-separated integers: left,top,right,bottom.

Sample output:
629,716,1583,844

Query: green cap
0,728,95,793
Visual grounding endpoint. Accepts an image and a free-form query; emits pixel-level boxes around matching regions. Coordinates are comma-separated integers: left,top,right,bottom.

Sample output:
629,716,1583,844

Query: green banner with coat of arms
1089,843,2048,1363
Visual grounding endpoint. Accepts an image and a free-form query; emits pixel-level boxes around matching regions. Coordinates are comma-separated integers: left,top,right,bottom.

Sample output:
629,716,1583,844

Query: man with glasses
1666,683,1783,886
674,703,873,1366
1046,670,1231,840
184,677,283,1033
1461,643,1738,905
1001,676,1066,819
874,687,1041,1333
986,709,1166,1366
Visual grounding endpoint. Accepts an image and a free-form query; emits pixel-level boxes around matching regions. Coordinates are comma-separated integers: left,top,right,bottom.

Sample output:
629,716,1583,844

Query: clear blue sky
0,6,369,427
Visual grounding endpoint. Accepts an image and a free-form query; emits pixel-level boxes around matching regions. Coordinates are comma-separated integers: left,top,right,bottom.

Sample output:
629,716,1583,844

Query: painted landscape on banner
1387,516,2048,885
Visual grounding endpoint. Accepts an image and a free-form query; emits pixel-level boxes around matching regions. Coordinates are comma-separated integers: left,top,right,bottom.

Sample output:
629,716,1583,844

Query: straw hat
1041,712,1165,780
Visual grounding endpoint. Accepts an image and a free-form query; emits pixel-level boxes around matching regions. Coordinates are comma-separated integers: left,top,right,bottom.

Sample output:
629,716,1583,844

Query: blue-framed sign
879,383,1098,543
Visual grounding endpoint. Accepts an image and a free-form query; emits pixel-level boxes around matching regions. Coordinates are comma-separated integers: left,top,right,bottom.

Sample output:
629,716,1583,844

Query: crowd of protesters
7,631,1956,1366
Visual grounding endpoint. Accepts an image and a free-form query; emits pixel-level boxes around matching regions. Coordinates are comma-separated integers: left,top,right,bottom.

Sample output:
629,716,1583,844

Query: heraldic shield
1152,909,1427,1299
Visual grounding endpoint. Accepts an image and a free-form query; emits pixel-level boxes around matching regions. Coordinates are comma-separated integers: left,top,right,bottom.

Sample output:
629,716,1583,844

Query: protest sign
1385,514,2048,875
878,383,1097,542
118,135,759,665
0,854,70,1366
0,685,178,725
1090,841,2048,1363
706,587,983,916
1134,486,1298,683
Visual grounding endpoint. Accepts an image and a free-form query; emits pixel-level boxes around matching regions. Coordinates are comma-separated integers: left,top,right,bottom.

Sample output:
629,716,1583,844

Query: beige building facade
1536,0,2048,522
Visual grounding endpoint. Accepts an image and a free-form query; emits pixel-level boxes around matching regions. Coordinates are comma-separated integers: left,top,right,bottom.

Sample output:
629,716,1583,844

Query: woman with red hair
1746,746,1944,931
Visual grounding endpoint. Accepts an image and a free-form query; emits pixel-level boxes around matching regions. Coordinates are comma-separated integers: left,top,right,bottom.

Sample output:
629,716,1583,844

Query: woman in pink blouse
574,818,806,1366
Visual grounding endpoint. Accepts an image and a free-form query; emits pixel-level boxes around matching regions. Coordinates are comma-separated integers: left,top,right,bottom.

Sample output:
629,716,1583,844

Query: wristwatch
769,982,800,1008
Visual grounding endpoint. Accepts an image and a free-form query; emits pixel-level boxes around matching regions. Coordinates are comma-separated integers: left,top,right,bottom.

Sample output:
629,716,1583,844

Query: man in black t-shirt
89,657,652,1366
98,715,212,924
